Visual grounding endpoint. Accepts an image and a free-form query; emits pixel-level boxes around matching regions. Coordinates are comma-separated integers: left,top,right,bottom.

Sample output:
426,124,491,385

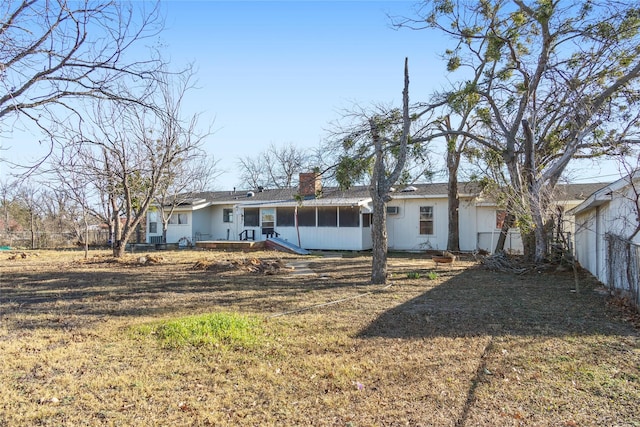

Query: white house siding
386,199,448,251
571,177,636,284
458,197,478,251
241,224,369,251
297,226,368,251
574,207,606,282
475,206,523,254
574,183,640,284
191,208,213,241
165,211,193,244
361,224,373,250
207,205,240,241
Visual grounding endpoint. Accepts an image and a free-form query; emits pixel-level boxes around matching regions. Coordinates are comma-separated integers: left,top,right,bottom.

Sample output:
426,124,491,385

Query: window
149,222,157,233
244,208,259,227
419,206,433,235
339,206,359,227
276,207,295,226
261,208,275,228
297,207,316,227
317,207,337,227
223,208,233,223
362,213,372,228
168,213,188,225
496,210,506,230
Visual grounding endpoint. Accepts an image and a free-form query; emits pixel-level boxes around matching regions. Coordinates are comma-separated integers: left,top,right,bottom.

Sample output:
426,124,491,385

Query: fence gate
606,233,640,312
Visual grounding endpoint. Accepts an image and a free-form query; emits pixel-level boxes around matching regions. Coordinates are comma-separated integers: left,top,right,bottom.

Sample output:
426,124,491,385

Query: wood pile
480,251,529,274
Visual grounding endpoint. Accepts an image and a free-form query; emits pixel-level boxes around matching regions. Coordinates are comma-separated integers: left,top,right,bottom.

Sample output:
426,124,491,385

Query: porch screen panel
244,208,259,227
276,207,295,226
261,208,275,228
318,207,337,227
339,206,359,227
297,207,316,227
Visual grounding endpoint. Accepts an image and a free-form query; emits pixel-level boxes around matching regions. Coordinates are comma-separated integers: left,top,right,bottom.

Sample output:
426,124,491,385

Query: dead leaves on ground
6,251,38,260
191,257,293,275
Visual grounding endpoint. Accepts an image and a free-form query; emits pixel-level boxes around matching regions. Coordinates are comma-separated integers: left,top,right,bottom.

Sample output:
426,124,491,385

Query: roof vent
246,191,255,198
401,186,418,192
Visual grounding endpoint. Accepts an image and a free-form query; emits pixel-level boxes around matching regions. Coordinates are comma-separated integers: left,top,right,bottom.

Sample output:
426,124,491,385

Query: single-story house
147,173,606,253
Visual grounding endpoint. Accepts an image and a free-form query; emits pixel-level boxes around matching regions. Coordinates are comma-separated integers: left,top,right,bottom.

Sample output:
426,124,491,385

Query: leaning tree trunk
495,210,515,253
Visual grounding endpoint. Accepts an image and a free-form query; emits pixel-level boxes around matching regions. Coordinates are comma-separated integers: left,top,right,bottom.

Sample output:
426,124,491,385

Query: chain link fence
0,230,111,249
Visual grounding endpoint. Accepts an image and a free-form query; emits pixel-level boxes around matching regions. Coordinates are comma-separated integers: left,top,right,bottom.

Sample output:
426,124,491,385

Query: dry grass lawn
1,249,639,426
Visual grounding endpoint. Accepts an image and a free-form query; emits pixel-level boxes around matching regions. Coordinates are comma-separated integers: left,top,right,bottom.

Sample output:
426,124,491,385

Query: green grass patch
133,312,264,349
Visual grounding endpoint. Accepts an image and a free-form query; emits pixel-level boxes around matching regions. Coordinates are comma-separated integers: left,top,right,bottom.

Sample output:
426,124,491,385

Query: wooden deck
195,240,266,251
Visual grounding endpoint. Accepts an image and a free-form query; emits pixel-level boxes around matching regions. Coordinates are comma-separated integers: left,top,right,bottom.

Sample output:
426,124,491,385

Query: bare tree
237,143,311,190
57,65,212,257
328,59,437,284
0,179,15,235
155,150,220,244
0,0,165,164
237,156,269,191
15,184,43,249
48,149,103,255
397,0,640,261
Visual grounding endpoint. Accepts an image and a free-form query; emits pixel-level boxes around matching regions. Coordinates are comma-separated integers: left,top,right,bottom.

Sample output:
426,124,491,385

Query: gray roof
182,181,609,206
552,182,610,200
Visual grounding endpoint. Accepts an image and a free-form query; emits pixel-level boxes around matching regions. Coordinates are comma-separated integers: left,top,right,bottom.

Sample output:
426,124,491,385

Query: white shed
570,173,640,284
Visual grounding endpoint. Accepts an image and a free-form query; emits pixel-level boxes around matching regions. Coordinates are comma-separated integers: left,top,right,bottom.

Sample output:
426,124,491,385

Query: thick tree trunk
531,190,548,262
114,235,127,258
370,196,388,284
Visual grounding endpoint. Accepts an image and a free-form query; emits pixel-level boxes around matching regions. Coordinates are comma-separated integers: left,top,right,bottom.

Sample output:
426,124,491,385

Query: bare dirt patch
0,249,638,426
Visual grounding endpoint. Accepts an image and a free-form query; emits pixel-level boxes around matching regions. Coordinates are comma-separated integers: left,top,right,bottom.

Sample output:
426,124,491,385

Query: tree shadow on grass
0,261,370,330
359,265,637,339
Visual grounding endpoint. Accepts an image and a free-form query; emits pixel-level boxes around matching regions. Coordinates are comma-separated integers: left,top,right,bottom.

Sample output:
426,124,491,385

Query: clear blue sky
1,0,624,188
160,0,445,189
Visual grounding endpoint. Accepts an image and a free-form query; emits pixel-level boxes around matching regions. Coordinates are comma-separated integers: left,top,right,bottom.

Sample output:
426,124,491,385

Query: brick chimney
298,172,322,197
